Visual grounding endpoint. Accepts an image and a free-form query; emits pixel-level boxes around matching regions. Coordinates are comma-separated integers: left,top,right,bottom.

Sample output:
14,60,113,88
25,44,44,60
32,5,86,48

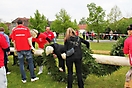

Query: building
78,24,87,34
10,17,29,30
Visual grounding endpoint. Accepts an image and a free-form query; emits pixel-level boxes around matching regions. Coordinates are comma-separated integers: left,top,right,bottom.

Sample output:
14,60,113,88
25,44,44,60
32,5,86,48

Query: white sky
0,0,132,23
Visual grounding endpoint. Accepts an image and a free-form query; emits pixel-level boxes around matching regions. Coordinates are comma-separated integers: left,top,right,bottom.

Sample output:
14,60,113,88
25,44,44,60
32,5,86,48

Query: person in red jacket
30,29,51,75
11,19,39,83
123,24,132,87
0,33,10,88
43,26,55,43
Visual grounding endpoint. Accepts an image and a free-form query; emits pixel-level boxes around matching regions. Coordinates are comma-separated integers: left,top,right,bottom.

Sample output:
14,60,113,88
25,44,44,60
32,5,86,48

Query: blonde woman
63,27,90,88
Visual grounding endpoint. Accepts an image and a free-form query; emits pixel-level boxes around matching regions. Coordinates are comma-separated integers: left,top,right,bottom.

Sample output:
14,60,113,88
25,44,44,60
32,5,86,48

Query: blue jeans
17,50,36,80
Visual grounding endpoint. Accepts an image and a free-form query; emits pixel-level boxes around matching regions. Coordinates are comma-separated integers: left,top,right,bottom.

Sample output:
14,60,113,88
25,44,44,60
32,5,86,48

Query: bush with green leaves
110,37,127,56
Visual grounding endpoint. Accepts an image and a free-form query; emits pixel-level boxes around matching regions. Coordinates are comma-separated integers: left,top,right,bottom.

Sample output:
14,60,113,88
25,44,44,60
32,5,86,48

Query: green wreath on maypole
37,37,126,83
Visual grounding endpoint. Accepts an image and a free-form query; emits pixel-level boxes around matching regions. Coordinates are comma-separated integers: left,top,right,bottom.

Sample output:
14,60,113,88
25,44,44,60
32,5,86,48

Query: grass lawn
7,42,129,88
90,42,116,51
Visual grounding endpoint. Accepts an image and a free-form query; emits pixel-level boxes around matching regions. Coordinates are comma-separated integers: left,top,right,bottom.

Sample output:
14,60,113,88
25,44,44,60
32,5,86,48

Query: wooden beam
91,54,130,66
10,47,130,66
10,47,44,56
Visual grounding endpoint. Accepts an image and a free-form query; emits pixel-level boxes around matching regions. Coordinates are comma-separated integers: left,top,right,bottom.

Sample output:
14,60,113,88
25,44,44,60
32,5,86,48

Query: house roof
11,17,30,27
12,17,29,23
78,24,87,30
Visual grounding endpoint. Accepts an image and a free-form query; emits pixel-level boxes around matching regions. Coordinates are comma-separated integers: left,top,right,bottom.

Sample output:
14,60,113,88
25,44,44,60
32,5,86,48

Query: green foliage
43,50,67,82
110,37,127,56
81,45,120,77
50,9,78,33
114,18,132,34
28,10,48,32
87,3,106,42
79,17,87,24
42,44,120,83
0,23,9,34
107,5,122,23
33,55,44,66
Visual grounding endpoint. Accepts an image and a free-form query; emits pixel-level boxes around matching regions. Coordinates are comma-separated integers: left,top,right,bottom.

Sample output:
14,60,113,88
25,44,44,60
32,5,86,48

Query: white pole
10,47,131,66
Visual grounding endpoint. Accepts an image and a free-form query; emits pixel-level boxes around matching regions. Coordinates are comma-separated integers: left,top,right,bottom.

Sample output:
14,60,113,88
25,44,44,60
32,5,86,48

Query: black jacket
50,43,64,57
64,36,89,59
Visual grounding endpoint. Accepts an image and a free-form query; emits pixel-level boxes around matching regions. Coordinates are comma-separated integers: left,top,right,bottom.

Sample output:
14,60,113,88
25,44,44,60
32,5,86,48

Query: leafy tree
28,10,48,32
107,5,122,32
87,3,105,42
71,19,79,30
116,17,132,34
0,23,9,34
107,5,122,23
79,17,87,24
50,9,78,34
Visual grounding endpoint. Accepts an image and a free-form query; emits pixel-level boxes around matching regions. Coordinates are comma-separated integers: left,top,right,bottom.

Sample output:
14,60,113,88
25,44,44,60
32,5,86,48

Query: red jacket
11,25,31,51
43,31,54,41
32,33,48,49
0,34,9,67
123,36,132,65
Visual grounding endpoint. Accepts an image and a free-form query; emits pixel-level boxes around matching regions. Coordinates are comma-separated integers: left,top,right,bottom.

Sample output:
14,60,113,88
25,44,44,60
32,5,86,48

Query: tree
71,19,79,30
79,17,87,24
28,10,48,32
107,5,122,32
87,3,105,43
107,5,122,23
0,23,9,34
50,9,78,34
116,17,132,34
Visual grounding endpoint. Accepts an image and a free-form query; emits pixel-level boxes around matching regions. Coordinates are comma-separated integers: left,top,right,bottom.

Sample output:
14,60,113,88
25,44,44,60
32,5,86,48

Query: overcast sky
0,0,132,23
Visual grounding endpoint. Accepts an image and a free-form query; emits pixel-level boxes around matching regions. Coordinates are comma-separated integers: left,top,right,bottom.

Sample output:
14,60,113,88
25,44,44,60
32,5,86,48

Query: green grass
90,42,115,51
7,42,128,88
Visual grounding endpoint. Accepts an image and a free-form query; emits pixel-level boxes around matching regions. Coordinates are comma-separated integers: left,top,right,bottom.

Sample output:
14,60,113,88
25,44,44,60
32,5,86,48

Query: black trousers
57,54,65,72
4,51,9,73
9,52,18,65
66,58,84,88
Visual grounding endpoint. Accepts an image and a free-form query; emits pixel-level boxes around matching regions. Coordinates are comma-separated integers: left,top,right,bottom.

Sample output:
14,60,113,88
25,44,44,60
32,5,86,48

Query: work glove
31,46,35,54
61,53,66,60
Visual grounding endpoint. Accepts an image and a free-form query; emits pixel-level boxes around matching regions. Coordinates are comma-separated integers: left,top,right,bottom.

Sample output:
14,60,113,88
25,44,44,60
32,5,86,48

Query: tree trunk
10,47,131,66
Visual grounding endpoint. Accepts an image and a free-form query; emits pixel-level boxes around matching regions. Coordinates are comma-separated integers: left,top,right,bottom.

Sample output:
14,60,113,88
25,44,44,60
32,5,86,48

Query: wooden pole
10,47,44,56
10,47,130,66
91,54,130,66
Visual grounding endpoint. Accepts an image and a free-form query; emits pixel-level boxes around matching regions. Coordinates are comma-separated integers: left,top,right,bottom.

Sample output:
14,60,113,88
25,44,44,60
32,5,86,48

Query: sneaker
31,77,39,82
37,72,42,75
21,80,26,83
6,72,11,75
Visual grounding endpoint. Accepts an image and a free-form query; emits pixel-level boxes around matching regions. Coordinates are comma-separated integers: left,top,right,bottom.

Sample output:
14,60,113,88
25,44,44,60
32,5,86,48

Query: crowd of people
81,30,120,41
0,19,90,88
1,19,131,88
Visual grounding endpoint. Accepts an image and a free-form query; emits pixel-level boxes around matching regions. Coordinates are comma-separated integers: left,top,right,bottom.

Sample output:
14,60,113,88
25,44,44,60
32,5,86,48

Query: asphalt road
56,39,117,43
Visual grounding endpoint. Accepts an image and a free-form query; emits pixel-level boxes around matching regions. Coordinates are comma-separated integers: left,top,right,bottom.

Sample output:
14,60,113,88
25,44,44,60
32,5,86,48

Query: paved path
88,40,117,43
56,39,117,43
